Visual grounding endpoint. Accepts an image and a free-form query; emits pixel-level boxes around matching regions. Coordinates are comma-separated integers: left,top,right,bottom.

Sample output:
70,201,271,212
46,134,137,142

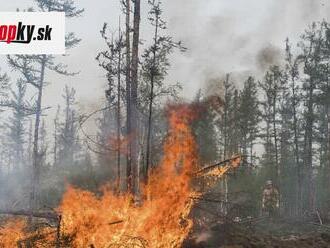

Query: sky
0,0,330,131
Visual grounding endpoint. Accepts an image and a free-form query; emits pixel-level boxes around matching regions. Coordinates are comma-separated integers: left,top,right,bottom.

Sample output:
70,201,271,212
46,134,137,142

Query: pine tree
259,66,285,180
130,0,142,194
141,0,185,181
220,74,235,159
192,90,218,164
7,0,82,211
239,77,260,164
298,22,326,211
96,22,125,190
285,38,303,215
56,86,81,168
0,68,9,103
5,80,28,170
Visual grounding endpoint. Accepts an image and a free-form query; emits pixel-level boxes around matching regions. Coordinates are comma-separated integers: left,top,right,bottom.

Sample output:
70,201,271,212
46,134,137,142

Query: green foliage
238,76,260,158
192,91,219,164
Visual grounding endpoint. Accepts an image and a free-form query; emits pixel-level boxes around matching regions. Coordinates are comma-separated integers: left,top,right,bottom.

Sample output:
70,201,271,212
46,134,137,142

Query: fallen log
0,210,59,221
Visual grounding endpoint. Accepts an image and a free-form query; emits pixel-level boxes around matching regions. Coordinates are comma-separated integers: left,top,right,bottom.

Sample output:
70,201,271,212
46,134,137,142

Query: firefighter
262,180,279,218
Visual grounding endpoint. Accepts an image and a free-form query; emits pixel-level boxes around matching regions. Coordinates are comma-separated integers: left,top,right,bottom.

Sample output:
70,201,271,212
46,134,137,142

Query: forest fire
201,156,241,178
0,105,190,247
0,0,329,247
58,104,200,247
0,220,26,247
0,104,241,247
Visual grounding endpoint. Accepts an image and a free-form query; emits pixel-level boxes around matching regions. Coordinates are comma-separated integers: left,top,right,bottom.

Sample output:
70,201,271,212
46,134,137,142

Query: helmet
266,180,273,186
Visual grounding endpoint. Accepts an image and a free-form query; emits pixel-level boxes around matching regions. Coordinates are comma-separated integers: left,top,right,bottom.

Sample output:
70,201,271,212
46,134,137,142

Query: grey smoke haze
164,0,329,93
0,0,328,209
0,0,329,128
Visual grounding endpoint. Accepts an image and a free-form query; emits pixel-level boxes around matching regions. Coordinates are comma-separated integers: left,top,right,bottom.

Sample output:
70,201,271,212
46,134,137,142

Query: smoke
163,0,329,97
0,0,328,208
0,169,30,209
256,45,282,72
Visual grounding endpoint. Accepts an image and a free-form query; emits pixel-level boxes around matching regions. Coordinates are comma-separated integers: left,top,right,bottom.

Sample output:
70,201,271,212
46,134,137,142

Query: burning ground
1,101,330,248
1,0,330,247
0,104,241,247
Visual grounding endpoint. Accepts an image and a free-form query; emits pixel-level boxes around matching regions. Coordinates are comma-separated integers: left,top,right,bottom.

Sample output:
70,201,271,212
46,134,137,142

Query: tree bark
54,118,57,166
223,74,230,159
272,93,279,179
304,82,315,211
125,0,132,193
291,73,301,216
117,23,122,192
130,0,141,195
30,55,46,213
326,79,330,189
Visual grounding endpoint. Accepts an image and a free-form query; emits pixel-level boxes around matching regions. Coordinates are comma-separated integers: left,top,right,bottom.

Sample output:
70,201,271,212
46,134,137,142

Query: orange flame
0,104,239,247
202,156,241,178
0,219,26,247
0,219,55,247
57,104,199,247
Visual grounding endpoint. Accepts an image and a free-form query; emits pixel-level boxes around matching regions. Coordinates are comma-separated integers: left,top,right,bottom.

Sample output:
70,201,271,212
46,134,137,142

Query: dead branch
108,220,124,225
194,155,241,175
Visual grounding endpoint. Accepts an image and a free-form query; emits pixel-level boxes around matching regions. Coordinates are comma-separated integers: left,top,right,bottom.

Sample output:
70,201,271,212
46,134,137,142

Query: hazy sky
0,0,330,129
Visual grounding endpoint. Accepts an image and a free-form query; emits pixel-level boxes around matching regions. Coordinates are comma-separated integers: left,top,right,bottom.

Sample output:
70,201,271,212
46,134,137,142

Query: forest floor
184,217,330,247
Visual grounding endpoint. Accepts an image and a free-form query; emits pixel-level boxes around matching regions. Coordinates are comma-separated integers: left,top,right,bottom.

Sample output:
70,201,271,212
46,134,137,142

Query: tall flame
58,104,199,247
0,104,200,247
0,104,240,247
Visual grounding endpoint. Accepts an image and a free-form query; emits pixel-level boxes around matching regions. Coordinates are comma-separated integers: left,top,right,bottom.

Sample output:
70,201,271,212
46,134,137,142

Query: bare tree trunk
30,55,46,213
28,120,33,167
272,94,279,179
327,79,330,185
224,175,228,215
125,0,132,193
223,74,229,159
53,106,60,167
130,0,141,195
266,114,271,163
145,78,154,182
304,84,315,211
54,119,57,166
324,79,330,169
292,75,301,216
250,141,253,165
117,22,122,192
